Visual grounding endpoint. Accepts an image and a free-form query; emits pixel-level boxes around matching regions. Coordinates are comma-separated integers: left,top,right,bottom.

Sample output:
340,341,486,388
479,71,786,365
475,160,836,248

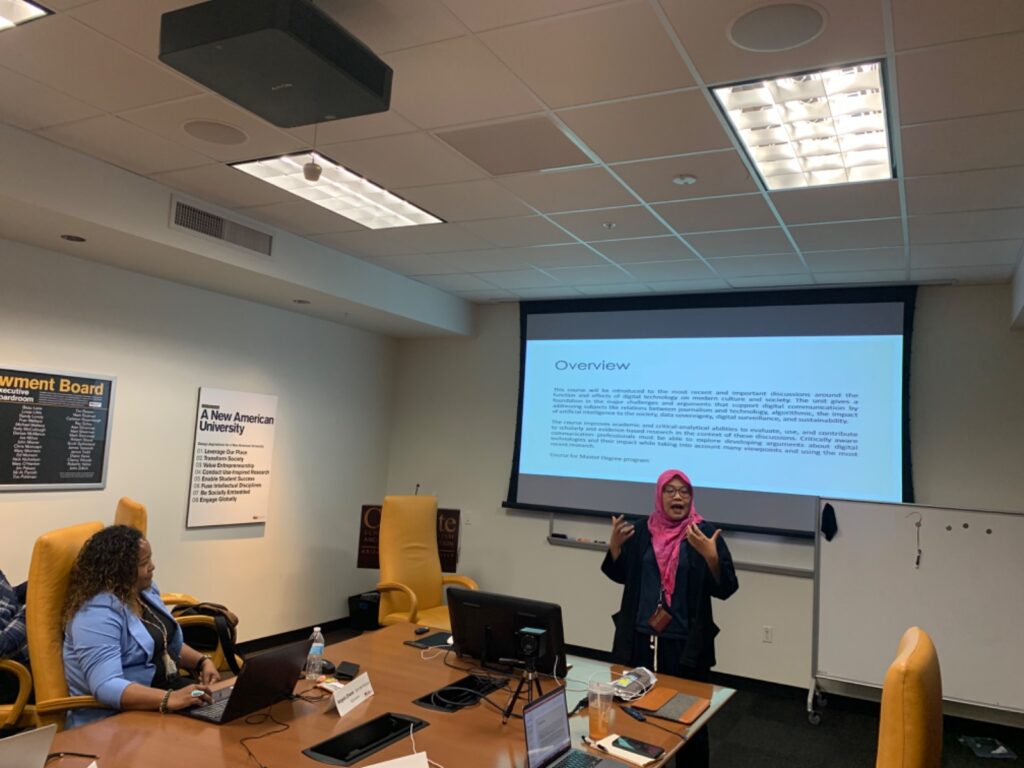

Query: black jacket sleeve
706,525,739,600
601,539,631,585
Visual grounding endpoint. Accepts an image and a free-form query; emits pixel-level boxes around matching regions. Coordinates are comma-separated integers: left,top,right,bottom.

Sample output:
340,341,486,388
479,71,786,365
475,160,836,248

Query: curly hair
63,524,145,625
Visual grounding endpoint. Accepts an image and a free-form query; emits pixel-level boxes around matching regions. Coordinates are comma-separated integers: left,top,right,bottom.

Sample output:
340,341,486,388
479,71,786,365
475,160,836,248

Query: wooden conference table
50,624,735,767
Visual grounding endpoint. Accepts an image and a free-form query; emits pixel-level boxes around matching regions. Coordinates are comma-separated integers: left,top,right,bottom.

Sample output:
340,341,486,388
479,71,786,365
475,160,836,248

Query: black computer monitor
447,588,568,677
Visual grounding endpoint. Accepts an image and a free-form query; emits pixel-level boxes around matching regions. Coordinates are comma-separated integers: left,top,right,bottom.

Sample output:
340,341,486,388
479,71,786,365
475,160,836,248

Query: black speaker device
159,0,393,128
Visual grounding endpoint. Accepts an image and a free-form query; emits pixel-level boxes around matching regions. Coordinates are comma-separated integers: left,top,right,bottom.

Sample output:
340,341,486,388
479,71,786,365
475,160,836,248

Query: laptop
182,637,312,724
523,686,628,768
0,723,57,768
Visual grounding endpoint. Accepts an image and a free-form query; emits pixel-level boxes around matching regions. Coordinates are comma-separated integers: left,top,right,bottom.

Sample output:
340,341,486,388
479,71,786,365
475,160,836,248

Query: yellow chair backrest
378,495,443,619
113,497,147,537
26,521,104,727
876,626,943,768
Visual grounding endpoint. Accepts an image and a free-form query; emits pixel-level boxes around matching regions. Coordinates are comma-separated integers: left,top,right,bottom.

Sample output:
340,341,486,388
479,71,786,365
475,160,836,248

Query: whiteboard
815,499,1024,713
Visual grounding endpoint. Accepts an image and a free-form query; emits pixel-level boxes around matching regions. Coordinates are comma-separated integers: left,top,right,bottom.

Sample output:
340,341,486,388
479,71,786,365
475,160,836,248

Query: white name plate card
332,672,375,718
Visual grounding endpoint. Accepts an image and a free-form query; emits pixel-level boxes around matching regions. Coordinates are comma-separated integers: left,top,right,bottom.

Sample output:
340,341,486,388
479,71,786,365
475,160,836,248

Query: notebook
182,637,312,724
0,723,57,768
630,688,709,725
523,685,628,768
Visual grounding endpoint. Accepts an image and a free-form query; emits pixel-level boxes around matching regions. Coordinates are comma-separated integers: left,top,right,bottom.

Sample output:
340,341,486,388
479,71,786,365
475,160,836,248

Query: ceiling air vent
171,198,273,256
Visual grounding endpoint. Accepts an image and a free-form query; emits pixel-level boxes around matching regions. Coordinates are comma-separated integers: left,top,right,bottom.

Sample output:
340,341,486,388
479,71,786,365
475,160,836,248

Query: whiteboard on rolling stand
815,498,1024,714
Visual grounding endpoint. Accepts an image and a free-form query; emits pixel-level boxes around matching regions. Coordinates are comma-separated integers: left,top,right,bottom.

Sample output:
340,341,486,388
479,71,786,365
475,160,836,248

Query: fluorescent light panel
713,62,893,190
232,153,443,230
0,0,48,29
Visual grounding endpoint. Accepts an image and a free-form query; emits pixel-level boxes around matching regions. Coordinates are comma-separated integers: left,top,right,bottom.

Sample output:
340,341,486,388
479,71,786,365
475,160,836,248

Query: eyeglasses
662,486,692,498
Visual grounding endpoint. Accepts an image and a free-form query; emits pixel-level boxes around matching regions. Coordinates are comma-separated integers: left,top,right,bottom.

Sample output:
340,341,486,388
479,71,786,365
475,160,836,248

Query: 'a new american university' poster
0,366,115,491
187,387,277,527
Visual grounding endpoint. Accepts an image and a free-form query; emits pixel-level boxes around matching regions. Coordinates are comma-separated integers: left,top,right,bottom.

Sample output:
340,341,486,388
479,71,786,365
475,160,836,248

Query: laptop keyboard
192,698,229,721
554,751,601,768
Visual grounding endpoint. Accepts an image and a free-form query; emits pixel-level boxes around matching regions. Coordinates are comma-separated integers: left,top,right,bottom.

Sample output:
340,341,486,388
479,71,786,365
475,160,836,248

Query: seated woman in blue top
62,525,220,728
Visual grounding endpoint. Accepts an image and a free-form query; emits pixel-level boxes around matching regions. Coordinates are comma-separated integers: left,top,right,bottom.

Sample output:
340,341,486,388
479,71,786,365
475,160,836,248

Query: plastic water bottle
305,626,325,680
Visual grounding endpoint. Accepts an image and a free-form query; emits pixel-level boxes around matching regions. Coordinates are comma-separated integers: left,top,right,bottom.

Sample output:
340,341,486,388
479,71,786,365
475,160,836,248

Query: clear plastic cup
588,681,614,740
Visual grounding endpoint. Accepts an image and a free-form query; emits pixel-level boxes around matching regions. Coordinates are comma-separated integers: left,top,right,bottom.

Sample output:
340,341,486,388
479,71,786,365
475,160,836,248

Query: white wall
0,239,394,640
386,284,1024,687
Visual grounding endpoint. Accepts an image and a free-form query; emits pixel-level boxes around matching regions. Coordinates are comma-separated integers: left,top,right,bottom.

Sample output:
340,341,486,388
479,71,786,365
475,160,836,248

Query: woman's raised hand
609,514,635,560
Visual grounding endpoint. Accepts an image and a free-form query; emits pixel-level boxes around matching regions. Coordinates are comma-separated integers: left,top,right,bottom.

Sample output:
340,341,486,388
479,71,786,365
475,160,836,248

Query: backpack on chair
171,602,244,676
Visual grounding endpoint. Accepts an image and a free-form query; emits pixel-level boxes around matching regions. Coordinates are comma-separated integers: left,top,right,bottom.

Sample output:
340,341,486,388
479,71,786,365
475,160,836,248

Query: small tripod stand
501,656,544,723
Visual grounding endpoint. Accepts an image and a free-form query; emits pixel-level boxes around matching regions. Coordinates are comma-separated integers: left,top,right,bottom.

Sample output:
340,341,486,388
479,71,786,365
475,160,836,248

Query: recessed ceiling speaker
728,3,827,52
159,0,393,128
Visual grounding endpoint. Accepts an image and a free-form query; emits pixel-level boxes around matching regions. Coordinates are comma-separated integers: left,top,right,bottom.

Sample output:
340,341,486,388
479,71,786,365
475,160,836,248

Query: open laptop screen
524,686,571,768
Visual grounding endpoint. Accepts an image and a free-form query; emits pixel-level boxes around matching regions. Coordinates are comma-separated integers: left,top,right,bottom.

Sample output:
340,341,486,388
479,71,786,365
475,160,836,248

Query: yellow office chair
0,658,37,731
25,521,106,731
113,498,241,675
376,495,478,632
876,626,943,768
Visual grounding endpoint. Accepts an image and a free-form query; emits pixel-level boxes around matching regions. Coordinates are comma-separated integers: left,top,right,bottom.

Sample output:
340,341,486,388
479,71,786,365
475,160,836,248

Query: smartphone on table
612,735,665,760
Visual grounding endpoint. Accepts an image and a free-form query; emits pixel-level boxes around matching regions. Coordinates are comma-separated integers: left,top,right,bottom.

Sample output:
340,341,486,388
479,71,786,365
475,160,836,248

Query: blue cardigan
63,583,182,728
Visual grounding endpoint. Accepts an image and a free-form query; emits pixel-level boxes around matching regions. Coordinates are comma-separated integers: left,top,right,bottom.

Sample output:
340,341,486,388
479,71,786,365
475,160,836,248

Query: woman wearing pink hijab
601,469,738,768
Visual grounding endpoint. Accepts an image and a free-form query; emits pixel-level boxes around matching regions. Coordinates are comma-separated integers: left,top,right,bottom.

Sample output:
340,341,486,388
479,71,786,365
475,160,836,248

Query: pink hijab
647,468,704,605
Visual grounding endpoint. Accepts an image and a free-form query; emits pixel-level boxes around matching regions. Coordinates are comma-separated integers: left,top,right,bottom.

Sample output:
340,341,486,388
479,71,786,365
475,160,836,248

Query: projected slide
519,335,903,502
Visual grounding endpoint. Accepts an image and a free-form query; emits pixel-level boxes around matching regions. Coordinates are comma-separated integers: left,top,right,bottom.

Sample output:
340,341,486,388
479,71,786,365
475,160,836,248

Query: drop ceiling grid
1,0,1022,301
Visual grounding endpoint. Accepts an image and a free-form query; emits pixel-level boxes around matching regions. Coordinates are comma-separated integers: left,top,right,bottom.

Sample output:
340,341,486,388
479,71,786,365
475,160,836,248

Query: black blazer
601,518,738,669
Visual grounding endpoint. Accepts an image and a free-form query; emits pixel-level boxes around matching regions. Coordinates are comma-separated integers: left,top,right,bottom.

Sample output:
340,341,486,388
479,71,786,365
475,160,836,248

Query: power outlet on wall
761,625,774,643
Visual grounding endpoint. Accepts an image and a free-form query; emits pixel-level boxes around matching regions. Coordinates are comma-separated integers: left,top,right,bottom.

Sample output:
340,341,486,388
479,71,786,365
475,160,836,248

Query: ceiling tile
661,0,885,85
313,230,422,258
440,0,617,32
316,0,465,53
910,240,1023,268
288,111,416,146
624,260,714,281
686,228,795,258
436,245,606,272
558,89,729,163
901,111,1024,176
594,236,695,264
480,0,694,108
455,288,517,302
384,36,540,128
709,254,809,278
905,167,1024,215
613,152,758,203
460,216,573,248
513,286,585,299
898,33,1024,124
548,264,634,285
790,219,904,251
908,209,1024,244
497,167,635,212
552,206,670,241
416,273,498,291
238,201,365,236
42,0,96,7
647,277,730,293
152,164,294,209
892,0,1024,51
436,116,588,175
910,264,1015,283
771,181,901,226
814,269,907,285
69,0,196,58
0,16,197,113
39,115,210,175
366,253,463,276
395,180,531,222
655,194,777,233
728,273,815,288
368,222,494,254
803,248,907,272
479,269,559,289
120,94,305,163
0,66,100,130
577,282,653,296
319,132,485,190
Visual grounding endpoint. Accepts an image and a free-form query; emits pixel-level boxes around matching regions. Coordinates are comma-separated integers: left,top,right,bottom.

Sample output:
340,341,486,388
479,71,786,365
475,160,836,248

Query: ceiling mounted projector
159,0,393,128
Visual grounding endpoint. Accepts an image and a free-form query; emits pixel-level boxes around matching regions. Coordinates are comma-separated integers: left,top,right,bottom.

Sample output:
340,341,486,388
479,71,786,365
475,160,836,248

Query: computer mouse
320,659,336,676
414,626,430,635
